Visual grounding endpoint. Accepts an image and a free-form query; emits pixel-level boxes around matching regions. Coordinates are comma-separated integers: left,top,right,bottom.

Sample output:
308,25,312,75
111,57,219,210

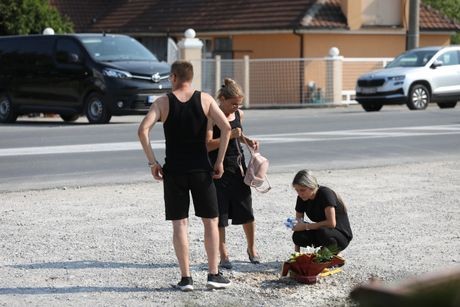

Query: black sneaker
206,272,231,289
176,276,193,292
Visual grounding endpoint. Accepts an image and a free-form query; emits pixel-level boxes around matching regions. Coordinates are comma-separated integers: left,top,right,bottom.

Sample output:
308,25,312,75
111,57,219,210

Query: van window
0,36,53,72
78,35,158,62
56,38,84,60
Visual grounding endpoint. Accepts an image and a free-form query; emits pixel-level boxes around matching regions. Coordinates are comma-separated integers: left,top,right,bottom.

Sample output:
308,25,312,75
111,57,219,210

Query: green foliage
422,0,460,44
313,246,336,263
423,0,460,21
0,0,73,35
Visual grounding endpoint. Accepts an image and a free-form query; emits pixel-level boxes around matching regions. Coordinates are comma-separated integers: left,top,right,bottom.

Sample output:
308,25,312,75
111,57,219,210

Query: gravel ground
1,161,459,306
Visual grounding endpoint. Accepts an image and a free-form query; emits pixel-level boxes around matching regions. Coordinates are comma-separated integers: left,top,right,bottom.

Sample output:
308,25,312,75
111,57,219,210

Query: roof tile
420,3,460,31
49,0,459,34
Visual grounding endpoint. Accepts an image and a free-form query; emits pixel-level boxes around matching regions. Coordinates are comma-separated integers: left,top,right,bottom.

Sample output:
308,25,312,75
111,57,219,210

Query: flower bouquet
281,247,344,284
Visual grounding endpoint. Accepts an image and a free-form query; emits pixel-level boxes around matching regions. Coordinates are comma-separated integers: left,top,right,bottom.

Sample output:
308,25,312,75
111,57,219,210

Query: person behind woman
291,170,352,253
206,78,260,269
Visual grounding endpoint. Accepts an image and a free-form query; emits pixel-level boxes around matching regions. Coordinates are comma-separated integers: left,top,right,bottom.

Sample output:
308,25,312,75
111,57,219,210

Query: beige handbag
238,137,271,193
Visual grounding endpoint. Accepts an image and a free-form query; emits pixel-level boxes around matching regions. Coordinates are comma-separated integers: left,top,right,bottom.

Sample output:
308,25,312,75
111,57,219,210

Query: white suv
355,46,460,112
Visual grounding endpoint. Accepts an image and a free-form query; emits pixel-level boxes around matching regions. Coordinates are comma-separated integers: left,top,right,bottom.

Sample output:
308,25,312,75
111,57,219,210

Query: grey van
355,46,460,112
0,33,171,123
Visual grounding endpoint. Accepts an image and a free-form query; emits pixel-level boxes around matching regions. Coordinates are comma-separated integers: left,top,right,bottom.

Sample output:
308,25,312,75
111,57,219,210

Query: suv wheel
60,114,80,122
85,93,112,124
0,94,18,123
437,101,457,109
407,84,429,110
361,102,383,112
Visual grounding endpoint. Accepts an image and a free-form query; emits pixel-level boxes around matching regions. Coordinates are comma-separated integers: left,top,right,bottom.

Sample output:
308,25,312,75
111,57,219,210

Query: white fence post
243,55,250,108
215,55,221,94
177,28,203,90
326,47,343,104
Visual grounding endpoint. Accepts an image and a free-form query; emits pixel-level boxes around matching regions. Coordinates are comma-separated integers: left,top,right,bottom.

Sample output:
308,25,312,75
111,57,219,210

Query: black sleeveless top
209,110,246,169
163,91,212,173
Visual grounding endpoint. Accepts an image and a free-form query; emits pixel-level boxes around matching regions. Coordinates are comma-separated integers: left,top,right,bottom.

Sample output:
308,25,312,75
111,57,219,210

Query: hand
292,222,308,232
213,162,224,179
230,127,242,139
246,138,259,151
252,140,259,151
151,164,164,180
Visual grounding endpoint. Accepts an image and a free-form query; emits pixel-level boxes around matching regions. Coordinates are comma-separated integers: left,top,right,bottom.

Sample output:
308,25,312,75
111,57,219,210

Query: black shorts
163,171,219,220
214,164,254,227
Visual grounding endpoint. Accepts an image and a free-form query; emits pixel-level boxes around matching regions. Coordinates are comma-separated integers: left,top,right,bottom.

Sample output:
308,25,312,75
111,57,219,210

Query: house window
202,39,214,59
214,37,233,59
362,0,401,26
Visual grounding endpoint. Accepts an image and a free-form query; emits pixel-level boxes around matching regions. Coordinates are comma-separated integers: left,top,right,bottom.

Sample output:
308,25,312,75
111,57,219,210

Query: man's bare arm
138,96,167,180
203,94,231,178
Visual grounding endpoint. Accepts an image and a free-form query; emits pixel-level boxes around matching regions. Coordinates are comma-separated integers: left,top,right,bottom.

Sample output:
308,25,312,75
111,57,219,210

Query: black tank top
163,91,212,173
209,110,245,168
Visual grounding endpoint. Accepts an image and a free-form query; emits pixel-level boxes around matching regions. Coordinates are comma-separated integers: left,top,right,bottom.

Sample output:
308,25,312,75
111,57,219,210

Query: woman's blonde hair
292,169,318,189
293,170,347,212
216,78,244,100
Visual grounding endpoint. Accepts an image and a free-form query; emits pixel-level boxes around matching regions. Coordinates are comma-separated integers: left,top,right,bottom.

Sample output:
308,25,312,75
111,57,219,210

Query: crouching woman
291,170,352,253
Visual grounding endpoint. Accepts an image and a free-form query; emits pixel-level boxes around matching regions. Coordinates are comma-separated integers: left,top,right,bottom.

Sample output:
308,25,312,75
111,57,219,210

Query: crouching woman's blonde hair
292,169,318,190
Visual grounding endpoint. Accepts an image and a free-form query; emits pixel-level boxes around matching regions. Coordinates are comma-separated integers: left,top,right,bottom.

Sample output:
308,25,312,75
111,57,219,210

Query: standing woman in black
291,170,353,253
207,78,260,269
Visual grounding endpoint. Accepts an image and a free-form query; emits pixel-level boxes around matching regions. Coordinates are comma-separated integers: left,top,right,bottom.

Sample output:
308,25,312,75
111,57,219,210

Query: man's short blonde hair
171,60,194,82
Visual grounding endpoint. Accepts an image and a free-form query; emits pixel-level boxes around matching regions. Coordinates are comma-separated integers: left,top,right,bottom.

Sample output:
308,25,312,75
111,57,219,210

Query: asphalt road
1,104,459,192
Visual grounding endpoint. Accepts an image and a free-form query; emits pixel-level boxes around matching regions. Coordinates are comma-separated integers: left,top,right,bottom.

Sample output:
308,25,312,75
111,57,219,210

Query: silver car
355,46,460,112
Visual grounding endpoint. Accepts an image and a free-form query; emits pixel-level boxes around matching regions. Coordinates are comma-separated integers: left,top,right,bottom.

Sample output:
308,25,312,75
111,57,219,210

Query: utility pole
407,0,420,50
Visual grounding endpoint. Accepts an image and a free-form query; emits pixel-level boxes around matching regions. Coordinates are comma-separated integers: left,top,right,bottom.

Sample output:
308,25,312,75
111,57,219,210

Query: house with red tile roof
49,0,458,61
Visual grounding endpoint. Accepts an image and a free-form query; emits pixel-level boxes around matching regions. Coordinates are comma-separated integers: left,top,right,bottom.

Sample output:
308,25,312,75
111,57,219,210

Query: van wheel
85,93,111,124
407,84,429,110
0,94,18,123
60,114,80,122
361,102,383,112
437,101,457,109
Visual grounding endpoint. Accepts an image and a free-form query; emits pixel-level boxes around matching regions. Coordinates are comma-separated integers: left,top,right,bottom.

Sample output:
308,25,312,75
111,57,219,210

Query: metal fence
198,56,393,108
341,57,393,104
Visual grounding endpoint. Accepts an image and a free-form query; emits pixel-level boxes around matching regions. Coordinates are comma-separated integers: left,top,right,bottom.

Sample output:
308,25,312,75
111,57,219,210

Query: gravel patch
1,161,459,306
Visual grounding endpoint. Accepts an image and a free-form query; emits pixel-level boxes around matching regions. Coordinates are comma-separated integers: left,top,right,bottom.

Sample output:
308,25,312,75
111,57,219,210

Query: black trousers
292,227,350,252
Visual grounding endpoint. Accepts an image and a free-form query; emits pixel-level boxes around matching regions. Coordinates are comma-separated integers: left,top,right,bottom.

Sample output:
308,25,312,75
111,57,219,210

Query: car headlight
102,68,132,79
387,75,405,81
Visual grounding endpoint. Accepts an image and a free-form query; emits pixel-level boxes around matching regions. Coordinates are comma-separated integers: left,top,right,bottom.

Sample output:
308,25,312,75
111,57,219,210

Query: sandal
247,249,261,264
219,258,233,270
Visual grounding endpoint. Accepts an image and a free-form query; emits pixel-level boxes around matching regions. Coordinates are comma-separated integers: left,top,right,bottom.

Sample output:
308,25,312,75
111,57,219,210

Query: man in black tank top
138,60,232,291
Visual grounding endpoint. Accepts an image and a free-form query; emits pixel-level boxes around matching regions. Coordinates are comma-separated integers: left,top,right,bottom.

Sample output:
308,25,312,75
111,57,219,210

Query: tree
0,0,73,35
422,0,460,44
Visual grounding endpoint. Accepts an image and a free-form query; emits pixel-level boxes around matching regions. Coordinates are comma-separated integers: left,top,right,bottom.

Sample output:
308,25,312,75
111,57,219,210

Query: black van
0,33,171,124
